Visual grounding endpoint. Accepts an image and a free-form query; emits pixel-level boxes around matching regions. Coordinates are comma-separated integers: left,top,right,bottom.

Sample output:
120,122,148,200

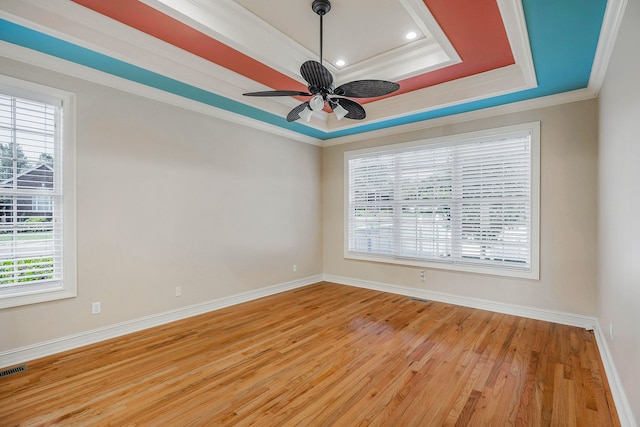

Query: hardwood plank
0,282,620,426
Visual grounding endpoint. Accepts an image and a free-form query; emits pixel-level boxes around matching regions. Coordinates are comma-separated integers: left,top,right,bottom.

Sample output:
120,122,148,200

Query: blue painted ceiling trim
0,0,607,141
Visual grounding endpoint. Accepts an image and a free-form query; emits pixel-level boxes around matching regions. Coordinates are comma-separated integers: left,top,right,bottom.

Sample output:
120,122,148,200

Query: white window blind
346,123,539,279
0,92,64,296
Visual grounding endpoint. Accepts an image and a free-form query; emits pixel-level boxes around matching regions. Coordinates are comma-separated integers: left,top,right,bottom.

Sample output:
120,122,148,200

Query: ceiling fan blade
286,102,310,122
332,97,366,120
243,90,312,97
300,60,333,90
334,80,400,98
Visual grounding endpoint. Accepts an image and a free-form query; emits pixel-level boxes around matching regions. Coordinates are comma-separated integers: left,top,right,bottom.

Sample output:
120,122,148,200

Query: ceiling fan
243,0,400,122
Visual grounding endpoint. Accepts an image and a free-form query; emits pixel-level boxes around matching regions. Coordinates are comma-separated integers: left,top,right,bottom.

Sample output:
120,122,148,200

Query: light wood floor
0,282,619,426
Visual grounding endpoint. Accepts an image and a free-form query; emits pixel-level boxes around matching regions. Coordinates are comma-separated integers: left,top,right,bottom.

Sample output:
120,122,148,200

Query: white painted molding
323,274,596,329
0,275,322,369
140,0,312,83
327,63,534,131
592,321,638,427
0,0,612,144
399,0,461,65
0,36,597,149
0,1,324,132
0,41,323,146
335,38,456,83
0,0,533,135
2,273,634,427
323,87,598,146
497,0,537,87
143,0,456,84
589,0,628,95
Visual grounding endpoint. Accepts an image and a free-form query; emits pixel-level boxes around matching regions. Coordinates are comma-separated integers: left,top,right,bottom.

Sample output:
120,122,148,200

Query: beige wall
598,0,640,421
0,59,323,351
323,100,599,315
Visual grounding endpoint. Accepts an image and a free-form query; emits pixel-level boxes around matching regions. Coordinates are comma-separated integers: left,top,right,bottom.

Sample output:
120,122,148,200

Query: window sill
0,284,76,309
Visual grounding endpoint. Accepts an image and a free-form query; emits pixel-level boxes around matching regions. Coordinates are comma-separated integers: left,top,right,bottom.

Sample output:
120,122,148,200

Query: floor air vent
409,297,430,303
0,364,28,378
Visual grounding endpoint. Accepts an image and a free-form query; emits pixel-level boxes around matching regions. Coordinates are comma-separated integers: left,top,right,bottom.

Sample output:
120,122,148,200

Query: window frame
344,122,540,279
0,75,77,308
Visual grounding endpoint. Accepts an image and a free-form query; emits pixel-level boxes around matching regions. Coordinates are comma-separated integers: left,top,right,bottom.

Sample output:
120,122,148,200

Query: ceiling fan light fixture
309,94,325,111
333,103,348,120
299,106,314,122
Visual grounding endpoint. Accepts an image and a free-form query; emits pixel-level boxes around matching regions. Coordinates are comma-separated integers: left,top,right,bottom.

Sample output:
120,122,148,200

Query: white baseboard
0,275,321,369
323,274,597,329
323,274,636,427
2,274,634,426
592,321,638,427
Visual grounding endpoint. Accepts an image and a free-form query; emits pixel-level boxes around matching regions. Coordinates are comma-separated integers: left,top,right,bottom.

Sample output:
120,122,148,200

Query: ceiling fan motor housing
312,0,331,16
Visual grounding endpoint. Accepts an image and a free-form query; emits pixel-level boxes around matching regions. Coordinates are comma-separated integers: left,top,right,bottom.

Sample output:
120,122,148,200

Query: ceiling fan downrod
312,0,331,65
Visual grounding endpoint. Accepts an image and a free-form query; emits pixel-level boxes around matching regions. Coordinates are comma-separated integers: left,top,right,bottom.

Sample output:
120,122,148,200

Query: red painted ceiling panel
71,0,515,102
400,0,515,90
71,0,308,93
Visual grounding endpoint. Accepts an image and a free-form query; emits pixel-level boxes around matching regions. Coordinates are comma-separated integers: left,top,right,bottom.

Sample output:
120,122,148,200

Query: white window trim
0,75,77,308
344,122,540,280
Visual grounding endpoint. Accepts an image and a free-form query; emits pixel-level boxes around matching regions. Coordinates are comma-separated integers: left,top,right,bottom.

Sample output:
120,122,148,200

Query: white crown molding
322,87,598,147
321,0,539,132
1,0,605,144
1,26,574,150
276,0,537,132
0,3,243,99
0,0,537,135
0,0,330,137
140,0,311,83
588,0,628,95
325,62,535,132
497,0,537,87
336,38,457,83
0,9,579,149
0,41,323,146
143,0,455,84
400,0,461,65
0,275,323,369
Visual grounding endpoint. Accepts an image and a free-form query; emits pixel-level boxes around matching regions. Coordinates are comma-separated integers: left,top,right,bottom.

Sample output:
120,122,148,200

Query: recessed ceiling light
405,31,418,40
336,59,346,67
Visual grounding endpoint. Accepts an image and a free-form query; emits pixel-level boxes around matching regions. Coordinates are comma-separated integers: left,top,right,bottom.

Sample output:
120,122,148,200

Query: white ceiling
144,0,460,84
232,0,428,68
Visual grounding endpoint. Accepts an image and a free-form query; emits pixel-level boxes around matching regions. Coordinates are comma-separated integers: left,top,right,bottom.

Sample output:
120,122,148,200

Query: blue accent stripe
0,18,327,140
0,0,608,140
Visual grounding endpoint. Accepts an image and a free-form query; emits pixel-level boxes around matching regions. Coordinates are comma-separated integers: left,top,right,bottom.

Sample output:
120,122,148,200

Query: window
345,122,539,279
0,75,76,308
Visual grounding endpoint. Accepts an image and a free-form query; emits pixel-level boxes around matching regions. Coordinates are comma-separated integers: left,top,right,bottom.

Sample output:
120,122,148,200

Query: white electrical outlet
91,301,101,315
175,286,182,297
292,264,297,272
420,270,425,281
